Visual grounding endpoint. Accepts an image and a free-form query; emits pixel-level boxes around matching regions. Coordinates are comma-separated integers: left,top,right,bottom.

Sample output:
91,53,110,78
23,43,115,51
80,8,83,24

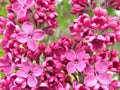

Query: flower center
28,34,32,39
75,59,78,64
28,70,33,75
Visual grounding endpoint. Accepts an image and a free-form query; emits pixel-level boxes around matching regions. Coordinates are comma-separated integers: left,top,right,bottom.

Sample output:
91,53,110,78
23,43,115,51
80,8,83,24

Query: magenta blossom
16,62,43,87
0,53,14,75
16,21,45,51
65,49,86,73
89,35,106,51
12,0,34,18
84,60,112,87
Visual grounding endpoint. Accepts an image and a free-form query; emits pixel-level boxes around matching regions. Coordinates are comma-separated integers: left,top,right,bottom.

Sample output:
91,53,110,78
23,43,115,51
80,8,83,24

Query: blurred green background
0,0,7,16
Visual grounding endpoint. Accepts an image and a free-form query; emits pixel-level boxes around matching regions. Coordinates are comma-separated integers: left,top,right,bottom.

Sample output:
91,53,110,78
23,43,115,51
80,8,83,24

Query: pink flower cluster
70,7,120,50
0,0,120,90
71,0,120,15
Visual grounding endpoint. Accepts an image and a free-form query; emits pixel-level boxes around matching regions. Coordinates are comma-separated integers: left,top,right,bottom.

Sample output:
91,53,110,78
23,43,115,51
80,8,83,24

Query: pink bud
7,13,15,21
6,21,15,30
115,31,120,42
39,42,47,50
111,50,119,57
6,5,12,12
44,47,52,55
9,0,17,3
94,7,107,16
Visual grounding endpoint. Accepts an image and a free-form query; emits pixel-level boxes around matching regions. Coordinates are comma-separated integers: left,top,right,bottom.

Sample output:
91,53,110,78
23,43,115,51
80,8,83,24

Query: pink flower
73,83,90,90
70,14,91,36
105,33,116,46
84,60,112,87
12,0,34,18
16,22,45,51
0,53,14,75
91,15,108,30
109,80,120,90
89,35,105,51
71,0,89,14
16,62,43,87
115,31,120,42
93,83,109,90
94,8,107,17
65,49,86,73
109,0,120,10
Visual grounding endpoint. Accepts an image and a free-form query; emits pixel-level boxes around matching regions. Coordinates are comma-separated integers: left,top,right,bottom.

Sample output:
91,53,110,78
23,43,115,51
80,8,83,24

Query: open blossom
0,53,14,75
89,35,106,51
12,0,34,18
65,49,86,73
70,0,89,15
16,21,45,51
16,62,43,87
94,7,107,17
84,60,112,87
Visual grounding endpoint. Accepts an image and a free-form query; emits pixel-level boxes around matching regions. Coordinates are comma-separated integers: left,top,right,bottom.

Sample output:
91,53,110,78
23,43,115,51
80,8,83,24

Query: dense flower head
0,0,120,90
70,0,92,15
102,0,120,10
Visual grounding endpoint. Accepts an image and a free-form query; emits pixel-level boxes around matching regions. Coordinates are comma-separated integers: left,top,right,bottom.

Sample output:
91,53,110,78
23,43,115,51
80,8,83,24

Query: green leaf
0,72,5,79
0,49,4,58
107,8,116,16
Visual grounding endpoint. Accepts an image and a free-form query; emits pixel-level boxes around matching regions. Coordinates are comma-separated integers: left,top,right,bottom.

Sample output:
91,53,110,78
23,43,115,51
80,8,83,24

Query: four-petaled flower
65,49,86,73
16,62,43,87
12,0,34,18
0,53,14,75
16,21,45,51
84,60,112,87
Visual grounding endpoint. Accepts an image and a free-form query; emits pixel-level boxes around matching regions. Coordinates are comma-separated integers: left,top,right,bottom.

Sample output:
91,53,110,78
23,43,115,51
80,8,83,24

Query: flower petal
16,70,28,78
97,74,112,85
22,22,34,34
25,0,34,9
66,62,76,73
95,60,108,74
27,75,37,87
17,8,27,18
84,64,94,75
76,61,86,72
21,62,33,72
12,2,22,13
76,49,86,61
65,49,76,61
33,65,43,76
32,29,45,40
27,39,38,51
15,77,25,84
18,0,26,5
3,66,12,75
84,75,97,87
16,32,28,43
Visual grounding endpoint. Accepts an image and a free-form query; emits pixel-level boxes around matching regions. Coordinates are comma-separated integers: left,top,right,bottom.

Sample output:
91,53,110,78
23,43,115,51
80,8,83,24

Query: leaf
0,72,5,78
0,49,4,58
107,8,116,16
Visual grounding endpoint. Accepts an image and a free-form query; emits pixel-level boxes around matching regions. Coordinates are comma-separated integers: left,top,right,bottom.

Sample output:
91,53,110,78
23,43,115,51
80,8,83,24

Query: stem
72,73,78,81
78,72,85,83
